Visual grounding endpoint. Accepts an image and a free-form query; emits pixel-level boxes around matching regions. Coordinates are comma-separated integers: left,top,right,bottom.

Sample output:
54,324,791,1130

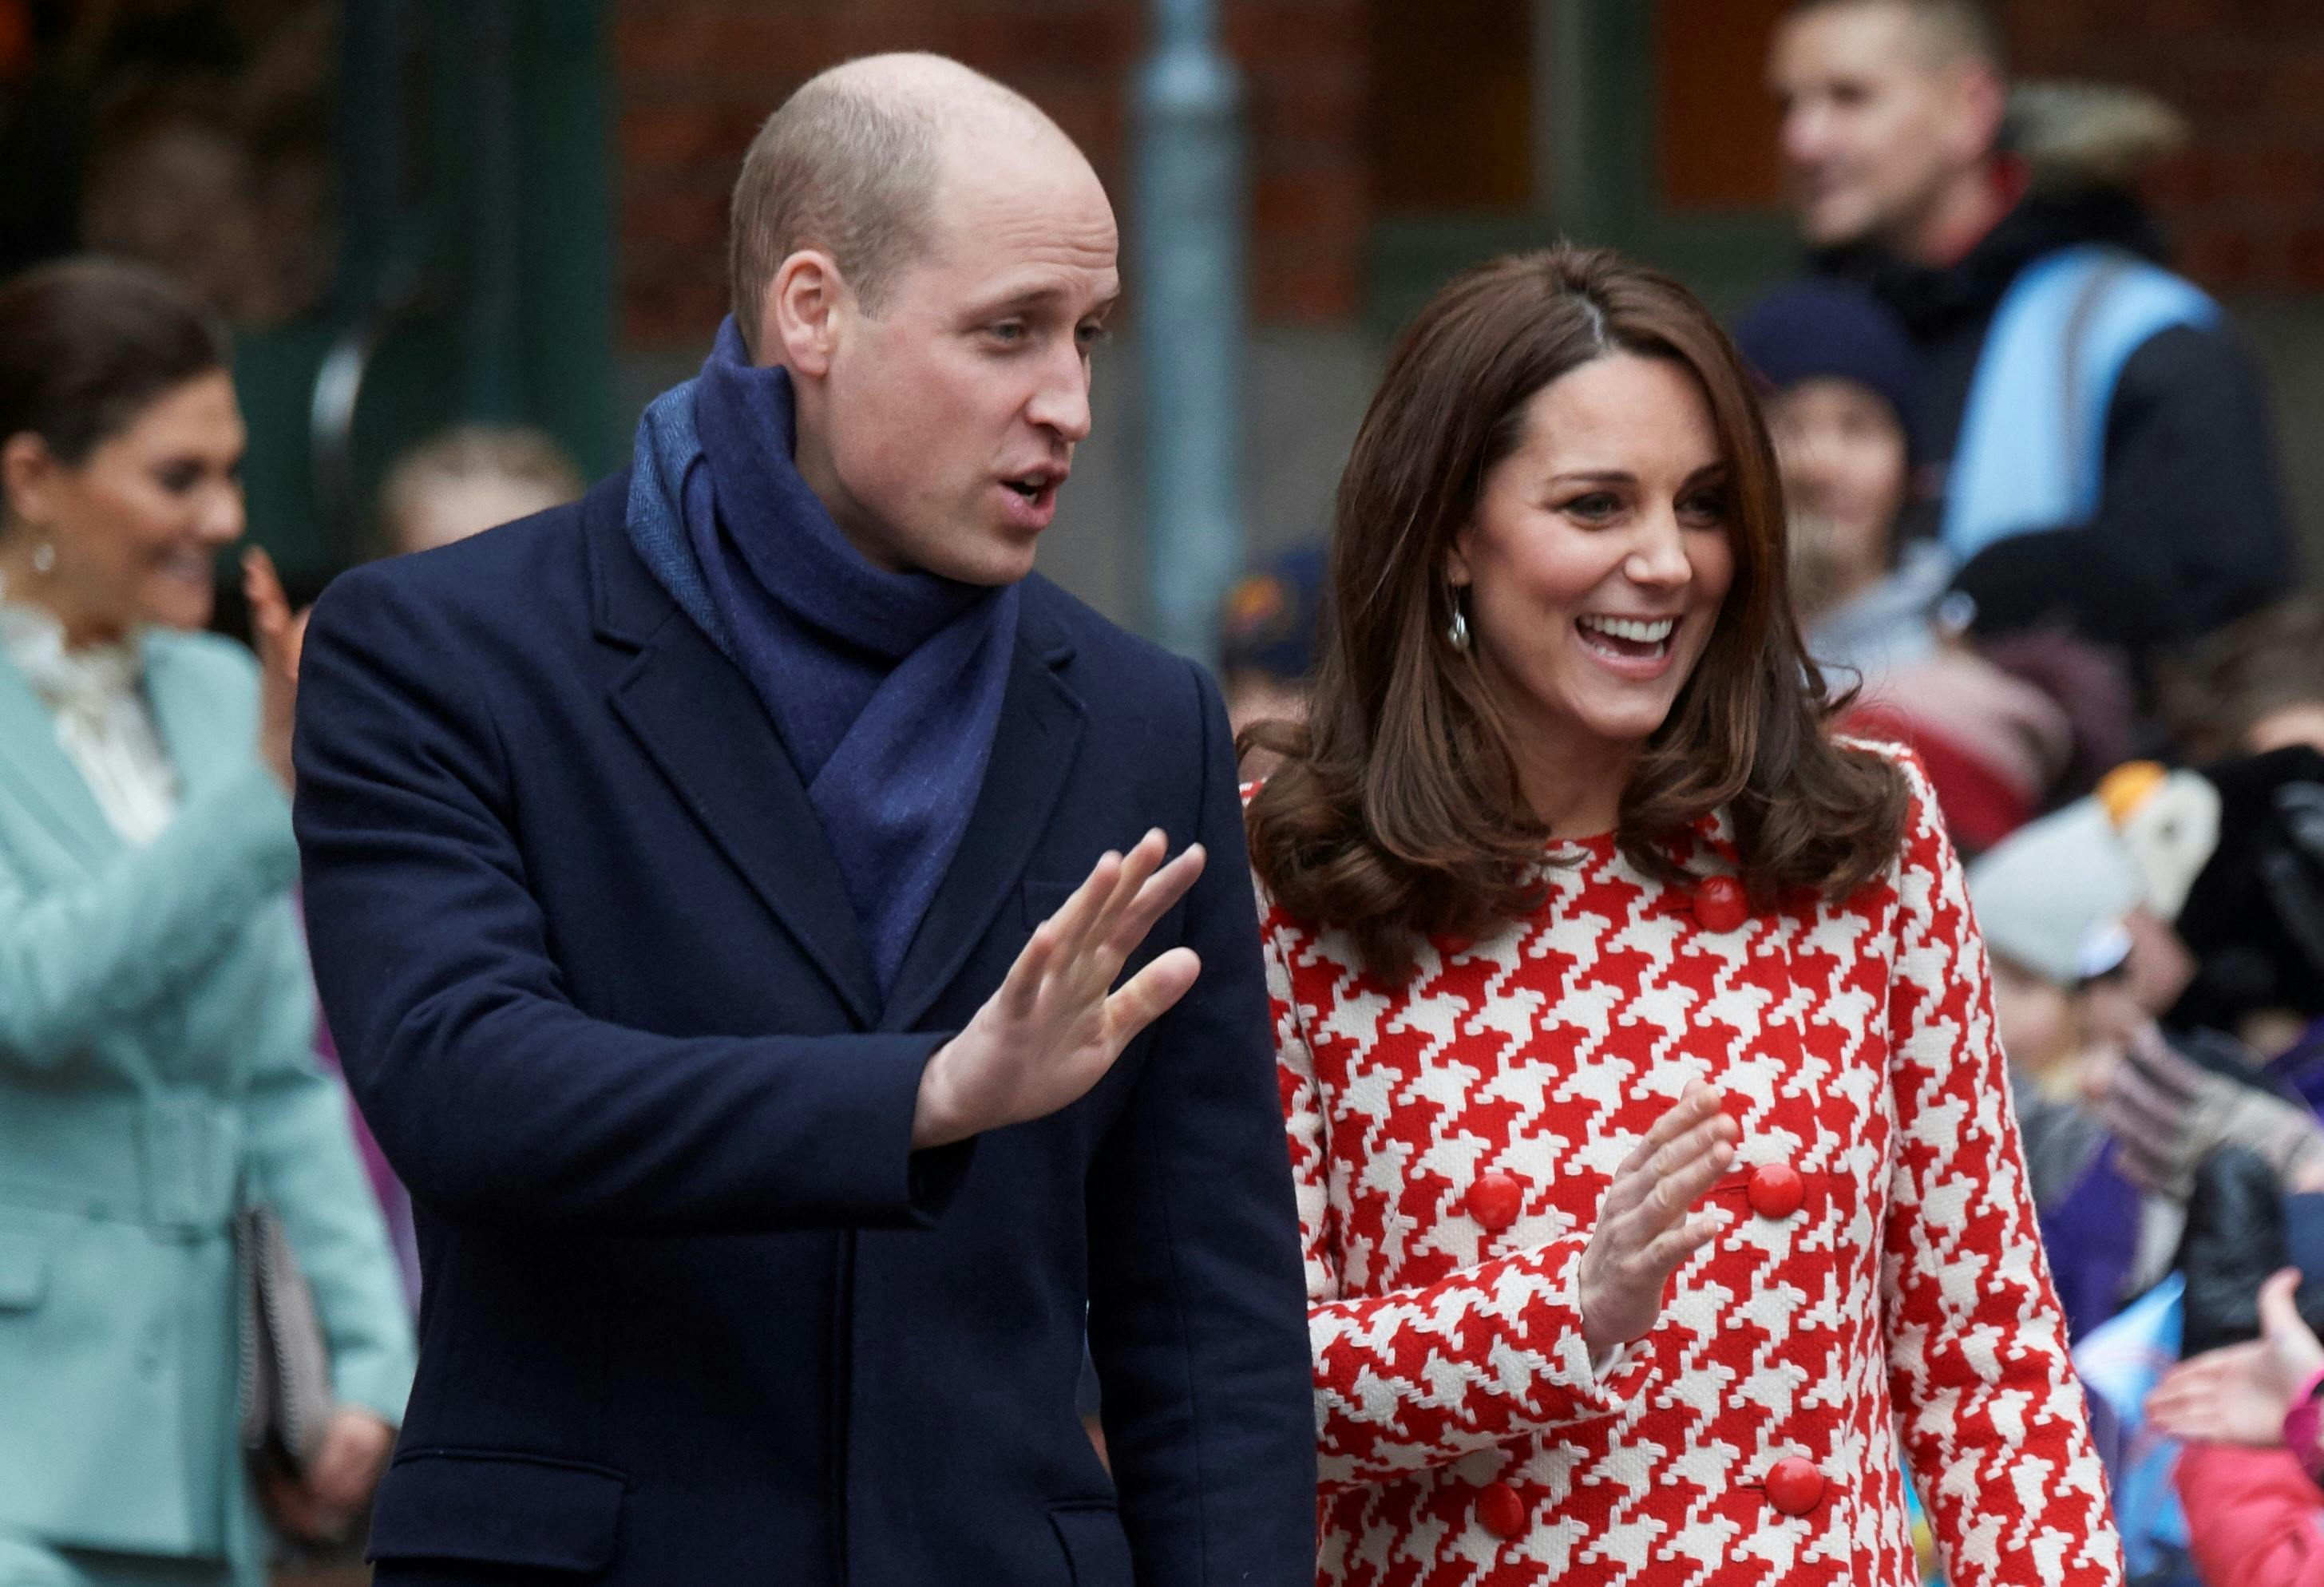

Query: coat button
1692,875,1748,932
1476,1480,1526,1539
1765,1457,1825,1517
1466,1171,1523,1232
1747,1163,1805,1221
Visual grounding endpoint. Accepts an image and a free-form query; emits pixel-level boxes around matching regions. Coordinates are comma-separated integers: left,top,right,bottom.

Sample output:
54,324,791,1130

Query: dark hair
0,256,231,473
1244,247,1908,984
2159,597,2324,763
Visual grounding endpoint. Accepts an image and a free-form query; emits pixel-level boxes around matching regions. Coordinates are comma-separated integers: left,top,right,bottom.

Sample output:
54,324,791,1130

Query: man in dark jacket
292,53,1317,1587
1768,0,2294,664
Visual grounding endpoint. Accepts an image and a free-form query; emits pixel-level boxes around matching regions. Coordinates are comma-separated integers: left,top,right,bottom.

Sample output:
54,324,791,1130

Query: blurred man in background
1769,0,2293,668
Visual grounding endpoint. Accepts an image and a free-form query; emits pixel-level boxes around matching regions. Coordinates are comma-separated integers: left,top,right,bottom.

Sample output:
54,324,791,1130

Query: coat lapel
588,484,885,1029
141,635,247,803
880,608,1086,1034
0,649,117,867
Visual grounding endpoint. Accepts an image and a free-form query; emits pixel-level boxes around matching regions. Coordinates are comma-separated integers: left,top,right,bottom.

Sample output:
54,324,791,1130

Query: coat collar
587,473,1087,1029
0,623,251,867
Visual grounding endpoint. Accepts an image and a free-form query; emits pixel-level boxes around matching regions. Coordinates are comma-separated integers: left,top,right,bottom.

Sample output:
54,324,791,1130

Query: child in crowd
1733,281,2129,855
1970,798,2324,1336
377,423,585,556
1217,543,1324,741
2163,596,2324,765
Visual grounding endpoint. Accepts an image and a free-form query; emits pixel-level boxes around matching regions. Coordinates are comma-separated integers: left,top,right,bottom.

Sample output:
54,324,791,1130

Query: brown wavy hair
1244,247,1907,983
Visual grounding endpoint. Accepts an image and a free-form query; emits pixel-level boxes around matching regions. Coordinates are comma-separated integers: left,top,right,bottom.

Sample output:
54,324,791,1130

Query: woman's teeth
1578,615,1675,645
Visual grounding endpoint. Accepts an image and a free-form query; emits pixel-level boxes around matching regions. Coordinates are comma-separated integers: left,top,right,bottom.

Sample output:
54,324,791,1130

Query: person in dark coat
291,53,1317,1587
1768,0,2294,665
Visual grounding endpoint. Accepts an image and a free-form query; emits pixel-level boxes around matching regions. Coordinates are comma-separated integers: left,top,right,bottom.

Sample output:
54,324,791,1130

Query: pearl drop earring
30,540,54,575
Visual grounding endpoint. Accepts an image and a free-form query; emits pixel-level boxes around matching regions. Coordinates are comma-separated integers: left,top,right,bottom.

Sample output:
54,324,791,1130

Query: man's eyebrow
967,283,1120,320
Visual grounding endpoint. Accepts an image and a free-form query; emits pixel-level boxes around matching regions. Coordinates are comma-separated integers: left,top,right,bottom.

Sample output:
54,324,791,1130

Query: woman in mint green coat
0,259,414,1587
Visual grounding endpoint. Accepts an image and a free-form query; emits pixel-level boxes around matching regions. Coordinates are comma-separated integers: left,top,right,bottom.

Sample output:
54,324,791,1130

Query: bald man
294,54,1316,1586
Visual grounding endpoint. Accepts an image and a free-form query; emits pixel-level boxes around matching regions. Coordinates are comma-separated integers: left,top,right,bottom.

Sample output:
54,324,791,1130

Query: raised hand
1578,1083,1737,1361
2148,1268,2324,1446
913,829,1206,1149
244,546,309,794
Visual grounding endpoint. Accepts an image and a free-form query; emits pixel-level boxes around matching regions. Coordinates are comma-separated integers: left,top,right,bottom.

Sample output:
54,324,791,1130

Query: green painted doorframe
236,0,619,590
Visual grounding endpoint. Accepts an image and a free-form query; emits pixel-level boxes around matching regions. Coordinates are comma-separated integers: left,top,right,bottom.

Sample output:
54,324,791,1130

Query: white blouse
0,590,180,847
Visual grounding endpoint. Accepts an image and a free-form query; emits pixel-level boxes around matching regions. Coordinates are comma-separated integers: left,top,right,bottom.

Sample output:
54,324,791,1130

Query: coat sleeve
293,560,963,1235
1083,660,1319,1587
1949,323,2292,653
2176,1442,2324,1587
1258,857,1650,1495
0,761,298,1074
1878,751,2125,1587
239,912,416,1423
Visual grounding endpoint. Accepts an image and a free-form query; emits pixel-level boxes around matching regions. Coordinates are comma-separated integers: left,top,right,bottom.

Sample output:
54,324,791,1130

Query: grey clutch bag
236,1203,334,1477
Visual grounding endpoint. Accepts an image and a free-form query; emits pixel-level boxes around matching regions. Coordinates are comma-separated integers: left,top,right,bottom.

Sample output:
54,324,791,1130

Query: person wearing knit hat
1740,279,2140,856
1217,543,1324,742
1734,279,1945,681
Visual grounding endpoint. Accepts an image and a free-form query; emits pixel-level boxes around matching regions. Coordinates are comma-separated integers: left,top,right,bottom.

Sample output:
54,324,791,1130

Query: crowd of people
0,2,2319,1585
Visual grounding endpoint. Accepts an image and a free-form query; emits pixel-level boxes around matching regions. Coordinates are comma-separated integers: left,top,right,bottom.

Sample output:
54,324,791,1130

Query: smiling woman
1244,244,1903,984
1241,245,2123,1587
0,255,414,1587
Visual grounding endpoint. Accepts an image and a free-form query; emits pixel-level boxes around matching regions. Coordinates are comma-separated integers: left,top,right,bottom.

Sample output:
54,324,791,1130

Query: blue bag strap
1941,243,2221,564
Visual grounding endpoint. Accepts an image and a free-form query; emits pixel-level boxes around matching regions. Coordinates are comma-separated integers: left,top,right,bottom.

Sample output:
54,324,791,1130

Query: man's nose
1027,346,1094,443
1780,100,1829,169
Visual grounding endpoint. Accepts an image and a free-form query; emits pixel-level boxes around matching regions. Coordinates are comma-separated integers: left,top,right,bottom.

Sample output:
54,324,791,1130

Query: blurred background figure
1770,0,2292,673
1970,795,2324,1336
2162,598,2324,767
1217,541,1322,745
374,424,583,556
1733,277,1938,677
1736,272,2134,855
0,255,411,1585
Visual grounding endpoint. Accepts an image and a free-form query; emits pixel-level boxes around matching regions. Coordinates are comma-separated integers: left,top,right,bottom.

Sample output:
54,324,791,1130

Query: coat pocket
0,1229,46,1311
1049,1502,1133,1587
366,1450,626,1573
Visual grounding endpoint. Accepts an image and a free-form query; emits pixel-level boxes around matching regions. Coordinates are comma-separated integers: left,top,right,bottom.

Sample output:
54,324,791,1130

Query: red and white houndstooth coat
1252,753,2124,1587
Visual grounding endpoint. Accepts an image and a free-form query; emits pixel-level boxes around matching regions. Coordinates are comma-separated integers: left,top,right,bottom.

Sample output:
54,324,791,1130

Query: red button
1476,1480,1527,1539
1466,1172,1523,1232
1747,1163,1805,1221
1765,1457,1825,1517
1693,876,1748,932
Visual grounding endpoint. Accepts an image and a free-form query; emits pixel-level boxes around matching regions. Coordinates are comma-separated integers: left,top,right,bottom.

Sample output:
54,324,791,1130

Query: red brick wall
614,2,2324,350
2001,0,2324,293
612,0,1368,346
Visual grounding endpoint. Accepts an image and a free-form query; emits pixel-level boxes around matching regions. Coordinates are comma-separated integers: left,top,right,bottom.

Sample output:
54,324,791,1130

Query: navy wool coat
292,473,1318,1587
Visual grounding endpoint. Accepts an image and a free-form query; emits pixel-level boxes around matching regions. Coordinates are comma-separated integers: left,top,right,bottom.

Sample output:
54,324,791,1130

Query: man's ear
766,250,849,378
0,431,58,530
1950,61,2008,166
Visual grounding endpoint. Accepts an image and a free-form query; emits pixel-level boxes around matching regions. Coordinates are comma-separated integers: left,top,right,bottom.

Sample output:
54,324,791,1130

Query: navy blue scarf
626,317,1021,995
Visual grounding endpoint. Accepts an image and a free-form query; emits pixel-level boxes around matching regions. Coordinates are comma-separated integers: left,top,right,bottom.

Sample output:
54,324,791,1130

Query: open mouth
1576,613,1677,663
995,472,1063,529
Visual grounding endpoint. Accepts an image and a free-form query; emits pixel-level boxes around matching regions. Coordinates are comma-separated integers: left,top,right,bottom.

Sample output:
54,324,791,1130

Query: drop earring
30,540,54,576
1446,589,1471,652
